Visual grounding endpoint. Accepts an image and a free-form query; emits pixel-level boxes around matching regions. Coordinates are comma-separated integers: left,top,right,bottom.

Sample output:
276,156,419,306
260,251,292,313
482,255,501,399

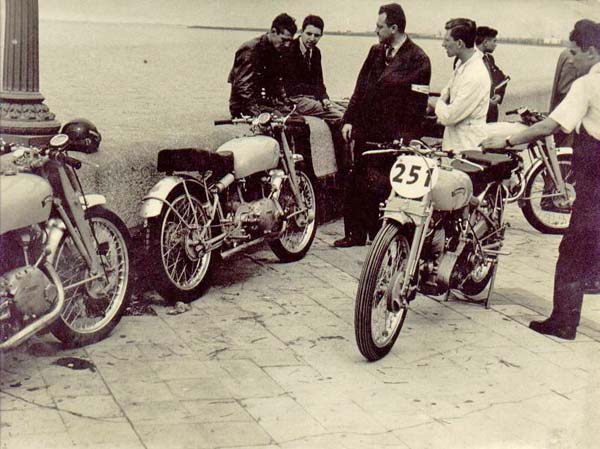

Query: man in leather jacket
228,14,297,118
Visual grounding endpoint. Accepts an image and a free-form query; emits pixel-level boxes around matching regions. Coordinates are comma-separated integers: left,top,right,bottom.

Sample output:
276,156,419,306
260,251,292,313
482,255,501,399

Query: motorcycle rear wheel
521,154,573,235
151,186,214,303
270,170,317,262
355,223,411,362
51,206,131,347
460,184,506,297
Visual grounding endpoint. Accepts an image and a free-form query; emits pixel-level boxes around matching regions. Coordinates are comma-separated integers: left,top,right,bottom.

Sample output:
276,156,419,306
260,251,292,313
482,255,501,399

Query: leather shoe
529,318,576,340
333,237,364,248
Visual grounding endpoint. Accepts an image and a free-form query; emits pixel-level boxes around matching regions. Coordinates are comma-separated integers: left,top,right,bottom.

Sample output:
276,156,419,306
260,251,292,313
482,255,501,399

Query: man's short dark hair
475,26,498,46
302,15,324,32
379,3,406,33
445,18,477,48
569,19,600,50
272,13,297,35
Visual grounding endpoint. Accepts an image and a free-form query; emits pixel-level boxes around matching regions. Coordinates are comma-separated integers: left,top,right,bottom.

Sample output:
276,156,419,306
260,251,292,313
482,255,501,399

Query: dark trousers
341,140,396,243
552,128,600,326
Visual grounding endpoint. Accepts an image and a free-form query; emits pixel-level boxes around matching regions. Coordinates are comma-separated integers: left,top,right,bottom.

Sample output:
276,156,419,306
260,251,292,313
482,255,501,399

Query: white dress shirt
550,62,600,140
435,50,491,152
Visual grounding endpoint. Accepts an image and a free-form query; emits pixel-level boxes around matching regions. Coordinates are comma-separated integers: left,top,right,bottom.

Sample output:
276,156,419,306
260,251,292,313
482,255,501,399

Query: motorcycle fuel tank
0,173,52,234
216,136,279,179
431,167,473,211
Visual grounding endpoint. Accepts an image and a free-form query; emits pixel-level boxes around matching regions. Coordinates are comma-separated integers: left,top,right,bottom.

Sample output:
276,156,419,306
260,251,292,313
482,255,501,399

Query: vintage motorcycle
0,124,131,351
487,107,574,234
354,140,520,361
140,109,317,301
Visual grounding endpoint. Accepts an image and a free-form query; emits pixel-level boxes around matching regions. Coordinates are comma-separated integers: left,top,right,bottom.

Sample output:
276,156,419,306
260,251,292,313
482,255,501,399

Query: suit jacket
550,48,577,112
482,53,508,122
283,38,329,100
344,37,431,142
228,34,287,117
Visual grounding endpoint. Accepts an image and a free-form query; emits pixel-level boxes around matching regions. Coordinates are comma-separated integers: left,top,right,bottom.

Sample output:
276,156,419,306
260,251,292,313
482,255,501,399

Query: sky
32,0,600,40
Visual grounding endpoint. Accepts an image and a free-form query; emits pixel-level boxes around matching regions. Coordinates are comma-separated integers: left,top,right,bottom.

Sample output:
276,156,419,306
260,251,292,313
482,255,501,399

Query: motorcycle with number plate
140,109,317,302
354,140,519,361
0,131,131,351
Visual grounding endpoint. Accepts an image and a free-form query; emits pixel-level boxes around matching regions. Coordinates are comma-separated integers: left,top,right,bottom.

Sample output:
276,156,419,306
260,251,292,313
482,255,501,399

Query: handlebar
214,119,234,126
48,150,82,169
362,140,455,159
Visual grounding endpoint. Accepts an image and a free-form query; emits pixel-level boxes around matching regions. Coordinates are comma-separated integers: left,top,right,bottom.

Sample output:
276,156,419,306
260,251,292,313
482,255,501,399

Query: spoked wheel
521,154,574,234
355,223,412,362
461,183,506,297
270,170,317,262
151,186,214,303
51,206,131,347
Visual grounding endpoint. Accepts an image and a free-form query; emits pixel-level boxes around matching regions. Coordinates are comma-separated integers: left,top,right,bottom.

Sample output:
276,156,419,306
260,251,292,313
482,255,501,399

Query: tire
151,185,214,303
354,223,412,362
51,206,131,347
460,184,506,296
521,154,573,234
270,170,317,262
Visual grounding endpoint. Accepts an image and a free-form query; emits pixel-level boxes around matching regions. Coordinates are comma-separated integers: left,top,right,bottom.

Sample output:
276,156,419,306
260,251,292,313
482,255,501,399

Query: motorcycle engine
235,198,283,236
0,266,58,341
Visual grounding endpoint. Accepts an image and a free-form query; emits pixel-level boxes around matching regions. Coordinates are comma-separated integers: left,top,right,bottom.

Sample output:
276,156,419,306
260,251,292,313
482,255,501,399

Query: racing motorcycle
0,122,131,351
486,107,574,234
354,140,520,361
140,109,317,301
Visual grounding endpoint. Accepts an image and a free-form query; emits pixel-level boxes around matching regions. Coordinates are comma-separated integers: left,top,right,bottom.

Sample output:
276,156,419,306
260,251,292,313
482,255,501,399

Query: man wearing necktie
283,15,345,120
334,3,431,247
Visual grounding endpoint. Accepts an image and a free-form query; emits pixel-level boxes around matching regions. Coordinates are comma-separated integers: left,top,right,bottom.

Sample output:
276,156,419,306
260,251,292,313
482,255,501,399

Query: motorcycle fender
382,210,414,227
140,176,202,219
79,194,106,210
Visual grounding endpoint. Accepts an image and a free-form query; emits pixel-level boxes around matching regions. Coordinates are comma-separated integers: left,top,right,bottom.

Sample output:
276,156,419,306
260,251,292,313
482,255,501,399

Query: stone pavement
1,205,599,449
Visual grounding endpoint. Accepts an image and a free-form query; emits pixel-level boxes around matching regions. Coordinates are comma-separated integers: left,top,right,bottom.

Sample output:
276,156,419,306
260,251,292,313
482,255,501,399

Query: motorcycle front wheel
355,223,411,362
51,206,131,347
151,186,214,303
270,170,317,262
521,154,573,234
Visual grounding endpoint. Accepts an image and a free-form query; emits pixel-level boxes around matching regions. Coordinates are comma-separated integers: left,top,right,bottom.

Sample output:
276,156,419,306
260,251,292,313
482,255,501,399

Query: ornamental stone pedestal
0,0,60,146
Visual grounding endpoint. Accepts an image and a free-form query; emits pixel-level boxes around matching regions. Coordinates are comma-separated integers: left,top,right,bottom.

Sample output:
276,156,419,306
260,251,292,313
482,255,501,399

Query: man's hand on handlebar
480,136,508,150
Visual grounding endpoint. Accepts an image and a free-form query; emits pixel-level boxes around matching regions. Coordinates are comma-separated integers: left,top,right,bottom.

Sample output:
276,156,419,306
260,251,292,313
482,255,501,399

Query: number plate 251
389,155,439,199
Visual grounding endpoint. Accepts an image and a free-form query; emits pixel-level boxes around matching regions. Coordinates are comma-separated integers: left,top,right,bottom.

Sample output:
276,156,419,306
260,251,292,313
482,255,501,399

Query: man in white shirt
482,20,600,340
435,18,491,153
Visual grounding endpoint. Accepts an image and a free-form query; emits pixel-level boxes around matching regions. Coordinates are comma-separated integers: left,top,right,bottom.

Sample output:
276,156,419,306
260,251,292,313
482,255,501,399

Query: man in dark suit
284,15,345,119
475,26,509,123
334,3,431,248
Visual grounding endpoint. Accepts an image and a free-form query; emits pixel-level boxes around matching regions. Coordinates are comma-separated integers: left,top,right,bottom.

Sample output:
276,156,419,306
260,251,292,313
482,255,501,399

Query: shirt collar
386,34,407,57
590,62,600,74
299,38,310,57
455,48,483,71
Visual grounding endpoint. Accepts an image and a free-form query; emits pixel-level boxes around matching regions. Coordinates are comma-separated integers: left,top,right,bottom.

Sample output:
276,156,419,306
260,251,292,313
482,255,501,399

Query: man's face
375,13,395,45
301,24,322,50
270,28,294,51
569,41,595,76
482,37,497,53
442,29,460,57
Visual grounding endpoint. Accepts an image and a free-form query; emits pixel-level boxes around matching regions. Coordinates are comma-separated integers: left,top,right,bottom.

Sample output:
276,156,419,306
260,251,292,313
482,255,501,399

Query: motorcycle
140,109,317,301
354,140,520,361
486,107,574,234
0,131,131,351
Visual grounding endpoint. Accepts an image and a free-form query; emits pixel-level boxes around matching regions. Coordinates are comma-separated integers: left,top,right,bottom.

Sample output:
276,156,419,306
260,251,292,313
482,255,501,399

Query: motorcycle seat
453,150,518,195
157,148,234,180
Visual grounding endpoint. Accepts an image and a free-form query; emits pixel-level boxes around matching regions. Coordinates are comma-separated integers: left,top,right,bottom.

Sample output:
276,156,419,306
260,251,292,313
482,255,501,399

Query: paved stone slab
1,212,599,449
